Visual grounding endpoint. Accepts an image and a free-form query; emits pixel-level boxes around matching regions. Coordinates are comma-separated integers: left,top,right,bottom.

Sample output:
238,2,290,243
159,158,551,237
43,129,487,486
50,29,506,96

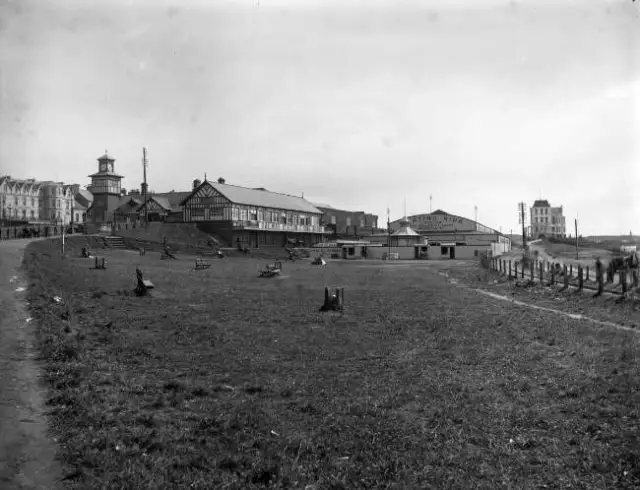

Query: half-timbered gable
179,179,326,247
138,192,191,222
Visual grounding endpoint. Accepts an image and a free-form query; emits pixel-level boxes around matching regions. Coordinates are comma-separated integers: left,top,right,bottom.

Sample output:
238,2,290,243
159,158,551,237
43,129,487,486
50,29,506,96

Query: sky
1,0,639,236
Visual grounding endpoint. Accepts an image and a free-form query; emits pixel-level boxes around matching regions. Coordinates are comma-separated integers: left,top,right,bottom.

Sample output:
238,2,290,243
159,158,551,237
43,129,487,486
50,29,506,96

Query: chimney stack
193,178,201,190
217,177,226,184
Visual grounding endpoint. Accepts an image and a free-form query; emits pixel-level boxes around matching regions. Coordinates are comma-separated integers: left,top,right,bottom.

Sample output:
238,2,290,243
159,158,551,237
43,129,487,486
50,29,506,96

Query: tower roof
98,149,115,161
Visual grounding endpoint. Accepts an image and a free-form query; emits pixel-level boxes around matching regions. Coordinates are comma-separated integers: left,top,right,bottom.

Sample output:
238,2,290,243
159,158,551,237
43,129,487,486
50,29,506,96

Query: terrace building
0,176,78,225
0,176,44,224
179,177,326,247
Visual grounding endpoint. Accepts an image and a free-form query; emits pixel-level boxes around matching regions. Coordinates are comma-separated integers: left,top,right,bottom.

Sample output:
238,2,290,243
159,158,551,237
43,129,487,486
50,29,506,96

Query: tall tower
87,150,124,224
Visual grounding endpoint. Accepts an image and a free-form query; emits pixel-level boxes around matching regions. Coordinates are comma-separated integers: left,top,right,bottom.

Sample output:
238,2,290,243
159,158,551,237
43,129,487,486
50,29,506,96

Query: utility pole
142,147,149,228
575,217,579,260
429,195,432,213
518,202,527,251
387,207,391,259
474,205,478,223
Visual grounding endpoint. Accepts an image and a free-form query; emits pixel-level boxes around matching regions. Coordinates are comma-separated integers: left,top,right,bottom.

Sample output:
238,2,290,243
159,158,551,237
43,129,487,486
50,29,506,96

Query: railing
232,220,324,233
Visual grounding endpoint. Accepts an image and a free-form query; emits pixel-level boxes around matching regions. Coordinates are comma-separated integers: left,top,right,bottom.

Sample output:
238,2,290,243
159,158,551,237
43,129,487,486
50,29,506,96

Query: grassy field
25,237,640,489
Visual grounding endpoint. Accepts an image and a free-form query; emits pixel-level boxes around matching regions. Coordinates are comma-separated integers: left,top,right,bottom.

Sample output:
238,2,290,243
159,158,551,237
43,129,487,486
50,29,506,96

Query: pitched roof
76,188,93,203
310,202,336,210
392,221,421,236
115,196,143,213
183,181,321,214
146,192,191,212
532,199,550,207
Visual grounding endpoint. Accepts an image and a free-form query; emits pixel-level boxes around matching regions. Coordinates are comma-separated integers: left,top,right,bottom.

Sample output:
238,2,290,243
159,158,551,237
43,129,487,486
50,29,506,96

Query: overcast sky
1,0,639,235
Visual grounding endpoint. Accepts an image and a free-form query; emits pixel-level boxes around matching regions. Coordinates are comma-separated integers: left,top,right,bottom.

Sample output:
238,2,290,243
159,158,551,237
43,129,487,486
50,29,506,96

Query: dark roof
146,192,191,213
431,209,448,215
115,196,143,213
181,181,321,214
98,153,114,161
532,199,550,207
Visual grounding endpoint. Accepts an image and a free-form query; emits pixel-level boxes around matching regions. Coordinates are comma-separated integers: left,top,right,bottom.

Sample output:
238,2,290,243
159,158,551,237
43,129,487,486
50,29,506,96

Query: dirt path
0,239,61,489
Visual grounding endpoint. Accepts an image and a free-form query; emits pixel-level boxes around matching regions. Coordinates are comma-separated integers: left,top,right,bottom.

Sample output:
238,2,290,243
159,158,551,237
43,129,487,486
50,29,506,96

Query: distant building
0,176,44,223
387,209,510,258
311,203,379,236
529,199,566,239
0,176,78,225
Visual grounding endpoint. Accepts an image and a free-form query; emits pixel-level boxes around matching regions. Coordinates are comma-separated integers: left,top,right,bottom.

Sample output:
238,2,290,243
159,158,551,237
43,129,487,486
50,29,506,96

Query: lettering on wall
408,215,468,232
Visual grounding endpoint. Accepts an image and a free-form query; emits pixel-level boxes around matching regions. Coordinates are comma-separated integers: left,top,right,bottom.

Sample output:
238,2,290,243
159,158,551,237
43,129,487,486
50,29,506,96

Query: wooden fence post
633,269,639,289
514,262,518,279
586,266,590,282
550,264,555,285
509,260,512,279
530,260,534,281
563,265,569,290
499,260,503,273
539,261,543,284
578,266,583,290
569,264,573,277
621,270,627,297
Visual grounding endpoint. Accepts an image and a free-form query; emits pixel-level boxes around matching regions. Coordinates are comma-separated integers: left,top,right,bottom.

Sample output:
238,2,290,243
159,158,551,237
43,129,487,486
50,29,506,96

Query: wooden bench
259,261,282,278
195,258,211,270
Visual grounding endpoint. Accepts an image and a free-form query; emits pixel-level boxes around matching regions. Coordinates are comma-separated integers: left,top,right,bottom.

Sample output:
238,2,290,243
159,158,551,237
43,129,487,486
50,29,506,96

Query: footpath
0,238,61,489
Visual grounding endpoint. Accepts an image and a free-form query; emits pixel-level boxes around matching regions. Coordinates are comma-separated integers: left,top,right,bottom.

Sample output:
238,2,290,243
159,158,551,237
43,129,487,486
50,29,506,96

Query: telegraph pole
474,205,478,223
575,217,579,260
518,202,527,251
142,147,149,228
429,195,432,213
387,207,391,259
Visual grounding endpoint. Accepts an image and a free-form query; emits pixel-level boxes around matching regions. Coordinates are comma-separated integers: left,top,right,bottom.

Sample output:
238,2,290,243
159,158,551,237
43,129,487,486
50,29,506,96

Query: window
249,208,257,220
441,247,448,255
348,247,355,256
281,213,287,225
14,197,17,205
31,210,34,218
75,212,79,222
360,219,365,228
31,197,34,206
331,215,336,225
346,217,351,226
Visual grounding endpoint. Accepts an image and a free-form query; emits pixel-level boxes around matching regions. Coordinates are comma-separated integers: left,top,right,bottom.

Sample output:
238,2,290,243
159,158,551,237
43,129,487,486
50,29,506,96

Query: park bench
195,258,211,270
134,268,155,296
93,257,107,269
259,261,282,278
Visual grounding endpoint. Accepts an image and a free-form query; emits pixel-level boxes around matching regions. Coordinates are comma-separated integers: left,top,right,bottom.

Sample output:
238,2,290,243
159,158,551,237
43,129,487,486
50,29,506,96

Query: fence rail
482,256,639,297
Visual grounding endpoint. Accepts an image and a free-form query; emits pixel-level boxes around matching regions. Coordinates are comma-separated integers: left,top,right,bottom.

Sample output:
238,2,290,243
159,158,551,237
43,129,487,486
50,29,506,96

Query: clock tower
87,150,124,223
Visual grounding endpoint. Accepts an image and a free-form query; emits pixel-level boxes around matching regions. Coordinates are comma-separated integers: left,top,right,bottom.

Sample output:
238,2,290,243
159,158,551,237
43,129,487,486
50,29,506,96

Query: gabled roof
144,192,191,213
182,181,321,214
76,188,93,203
115,196,143,213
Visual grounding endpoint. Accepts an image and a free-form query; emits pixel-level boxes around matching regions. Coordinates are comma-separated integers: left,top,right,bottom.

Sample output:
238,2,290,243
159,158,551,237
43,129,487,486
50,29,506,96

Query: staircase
103,236,126,249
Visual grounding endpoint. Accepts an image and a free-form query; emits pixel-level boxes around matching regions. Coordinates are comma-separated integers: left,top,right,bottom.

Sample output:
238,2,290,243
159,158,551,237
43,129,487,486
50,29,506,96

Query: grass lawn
25,238,640,489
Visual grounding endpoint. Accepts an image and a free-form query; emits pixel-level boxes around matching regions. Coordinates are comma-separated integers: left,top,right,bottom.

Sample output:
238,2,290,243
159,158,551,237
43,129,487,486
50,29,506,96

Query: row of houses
0,176,93,226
